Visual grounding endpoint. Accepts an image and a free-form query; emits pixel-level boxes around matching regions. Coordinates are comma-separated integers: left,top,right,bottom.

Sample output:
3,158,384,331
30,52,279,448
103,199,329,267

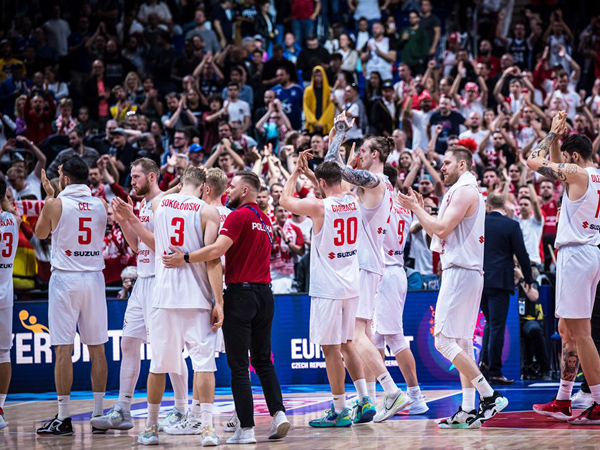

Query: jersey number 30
333,217,358,246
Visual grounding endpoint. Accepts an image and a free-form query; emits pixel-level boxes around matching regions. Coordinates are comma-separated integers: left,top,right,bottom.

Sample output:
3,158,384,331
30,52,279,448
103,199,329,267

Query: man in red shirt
24,90,56,144
539,178,558,270
270,204,305,293
162,170,291,444
291,0,321,46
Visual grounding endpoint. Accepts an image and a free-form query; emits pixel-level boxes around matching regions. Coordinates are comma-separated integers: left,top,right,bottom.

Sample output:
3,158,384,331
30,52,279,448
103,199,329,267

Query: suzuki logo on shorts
328,252,335,260
583,221,600,230
583,221,589,229
65,250,72,257
479,236,485,243
377,227,383,234
388,250,394,256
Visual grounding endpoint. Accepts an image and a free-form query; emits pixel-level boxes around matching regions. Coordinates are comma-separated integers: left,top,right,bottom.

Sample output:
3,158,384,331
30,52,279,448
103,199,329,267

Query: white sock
0,393,6,408
354,378,368,399
589,384,600,404
170,369,189,412
332,393,346,413
367,382,377,401
200,403,213,427
93,392,104,417
57,395,70,420
471,375,494,398
147,403,160,427
407,386,421,399
462,388,476,411
117,393,133,413
377,372,400,396
557,380,575,401
175,398,188,413
191,400,202,418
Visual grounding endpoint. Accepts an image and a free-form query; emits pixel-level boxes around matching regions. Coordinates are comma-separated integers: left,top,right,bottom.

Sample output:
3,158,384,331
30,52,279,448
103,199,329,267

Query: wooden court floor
3,388,600,449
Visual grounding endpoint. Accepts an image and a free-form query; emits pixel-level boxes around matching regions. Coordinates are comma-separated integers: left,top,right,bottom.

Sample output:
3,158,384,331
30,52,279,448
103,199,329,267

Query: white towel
57,183,92,198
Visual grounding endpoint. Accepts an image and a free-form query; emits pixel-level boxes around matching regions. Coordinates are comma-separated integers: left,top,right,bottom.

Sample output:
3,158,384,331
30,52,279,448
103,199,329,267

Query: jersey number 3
1,232,13,257
333,217,358,246
171,217,185,246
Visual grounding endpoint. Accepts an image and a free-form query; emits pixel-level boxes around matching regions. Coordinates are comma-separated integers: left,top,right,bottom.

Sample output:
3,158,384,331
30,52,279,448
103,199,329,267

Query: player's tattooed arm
339,166,381,188
528,131,556,160
535,160,578,182
561,343,579,382
324,114,352,163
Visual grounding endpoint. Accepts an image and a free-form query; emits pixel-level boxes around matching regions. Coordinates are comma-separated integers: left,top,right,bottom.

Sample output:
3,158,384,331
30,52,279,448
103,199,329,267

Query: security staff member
162,170,290,443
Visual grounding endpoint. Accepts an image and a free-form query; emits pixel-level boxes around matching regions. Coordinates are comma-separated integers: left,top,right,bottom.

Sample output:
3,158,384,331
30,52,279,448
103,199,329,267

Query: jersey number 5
333,217,358,246
78,217,92,245
171,217,185,246
1,232,13,257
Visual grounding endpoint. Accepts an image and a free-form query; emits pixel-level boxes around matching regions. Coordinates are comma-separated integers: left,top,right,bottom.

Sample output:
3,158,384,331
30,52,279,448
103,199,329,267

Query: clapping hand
397,188,423,211
40,169,55,198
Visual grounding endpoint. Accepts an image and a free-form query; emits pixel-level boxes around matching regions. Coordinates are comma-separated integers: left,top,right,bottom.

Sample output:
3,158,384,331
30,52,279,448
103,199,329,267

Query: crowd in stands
0,0,599,309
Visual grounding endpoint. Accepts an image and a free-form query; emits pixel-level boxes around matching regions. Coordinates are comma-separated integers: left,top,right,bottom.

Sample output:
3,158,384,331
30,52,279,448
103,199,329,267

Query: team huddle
1,110,600,446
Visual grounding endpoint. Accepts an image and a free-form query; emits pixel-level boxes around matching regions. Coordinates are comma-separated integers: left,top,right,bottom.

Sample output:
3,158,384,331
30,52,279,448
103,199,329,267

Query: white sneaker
158,406,186,431
374,390,412,423
268,411,290,440
223,412,239,432
201,425,220,446
138,424,159,445
0,408,7,430
572,390,594,409
226,427,257,444
407,395,429,415
90,406,134,430
164,413,203,435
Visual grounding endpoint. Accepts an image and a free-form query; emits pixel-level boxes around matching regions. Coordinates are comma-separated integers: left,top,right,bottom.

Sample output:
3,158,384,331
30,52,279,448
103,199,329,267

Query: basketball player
529,112,600,424
91,158,190,432
138,167,223,445
35,159,109,436
0,178,20,430
325,113,410,422
280,153,376,426
398,146,507,429
373,165,428,415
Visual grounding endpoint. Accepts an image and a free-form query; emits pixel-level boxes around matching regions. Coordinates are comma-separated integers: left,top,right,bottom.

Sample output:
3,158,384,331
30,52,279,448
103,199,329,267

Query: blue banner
9,288,539,393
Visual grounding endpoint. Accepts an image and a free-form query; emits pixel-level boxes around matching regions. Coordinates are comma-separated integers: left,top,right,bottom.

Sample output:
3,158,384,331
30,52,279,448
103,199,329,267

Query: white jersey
439,186,485,271
51,184,106,272
154,193,212,309
310,194,361,299
0,211,19,309
217,205,232,266
136,196,156,278
358,174,394,275
555,167,600,248
384,202,412,267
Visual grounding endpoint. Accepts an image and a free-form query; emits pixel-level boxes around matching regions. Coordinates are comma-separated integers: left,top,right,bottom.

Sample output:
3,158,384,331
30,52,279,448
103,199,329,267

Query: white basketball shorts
0,306,12,350
149,307,217,375
48,270,108,346
122,276,154,342
310,296,359,346
556,245,600,319
434,266,483,340
374,265,408,335
356,269,382,321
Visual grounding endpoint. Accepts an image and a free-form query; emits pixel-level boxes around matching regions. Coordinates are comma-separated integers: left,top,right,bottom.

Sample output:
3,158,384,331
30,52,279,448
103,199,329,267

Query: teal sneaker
309,403,353,428
138,424,159,445
352,396,376,424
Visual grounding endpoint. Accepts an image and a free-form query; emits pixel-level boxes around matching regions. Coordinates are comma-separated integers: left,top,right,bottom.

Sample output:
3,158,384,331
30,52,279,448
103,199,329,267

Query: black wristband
184,252,190,264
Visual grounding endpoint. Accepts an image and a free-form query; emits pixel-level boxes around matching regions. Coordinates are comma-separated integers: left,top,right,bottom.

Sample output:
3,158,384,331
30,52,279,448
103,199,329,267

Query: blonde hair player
325,113,411,422
398,146,508,429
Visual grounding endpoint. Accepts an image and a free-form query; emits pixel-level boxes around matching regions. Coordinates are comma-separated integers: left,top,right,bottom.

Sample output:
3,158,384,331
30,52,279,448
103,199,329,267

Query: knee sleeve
372,331,385,351
0,349,10,364
434,333,463,362
457,338,474,360
385,334,409,356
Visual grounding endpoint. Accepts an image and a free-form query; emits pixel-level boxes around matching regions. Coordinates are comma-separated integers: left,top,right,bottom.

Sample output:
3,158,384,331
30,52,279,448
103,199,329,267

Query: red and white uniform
555,168,600,318
271,220,304,294
374,203,412,339
433,173,485,340
309,194,361,346
541,199,558,235
357,174,394,321
0,211,19,352
122,196,157,343
151,194,217,374
49,184,108,346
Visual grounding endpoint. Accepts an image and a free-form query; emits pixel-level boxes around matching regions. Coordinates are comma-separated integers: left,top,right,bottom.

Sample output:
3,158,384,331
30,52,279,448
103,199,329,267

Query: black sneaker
467,391,509,428
437,406,477,429
36,415,74,435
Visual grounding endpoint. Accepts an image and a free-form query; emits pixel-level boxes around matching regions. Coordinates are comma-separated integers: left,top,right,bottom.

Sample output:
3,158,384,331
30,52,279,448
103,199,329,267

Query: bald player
398,146,507,429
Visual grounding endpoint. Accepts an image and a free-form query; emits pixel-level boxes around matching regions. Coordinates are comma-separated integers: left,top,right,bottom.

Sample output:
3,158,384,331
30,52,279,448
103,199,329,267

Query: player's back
556,167,600,248
136,197,157,278
384,202,412,267
358,174,394,275
0,211,19,308
154,193,212,310
51,184,106,272
310,194,361,299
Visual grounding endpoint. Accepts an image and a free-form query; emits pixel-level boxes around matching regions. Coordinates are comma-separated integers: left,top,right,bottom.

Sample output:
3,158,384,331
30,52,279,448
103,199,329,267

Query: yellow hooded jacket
303,65,334,134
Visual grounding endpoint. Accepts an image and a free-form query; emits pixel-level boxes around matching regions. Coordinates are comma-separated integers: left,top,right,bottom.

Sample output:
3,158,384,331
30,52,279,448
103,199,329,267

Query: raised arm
280,152,324,220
